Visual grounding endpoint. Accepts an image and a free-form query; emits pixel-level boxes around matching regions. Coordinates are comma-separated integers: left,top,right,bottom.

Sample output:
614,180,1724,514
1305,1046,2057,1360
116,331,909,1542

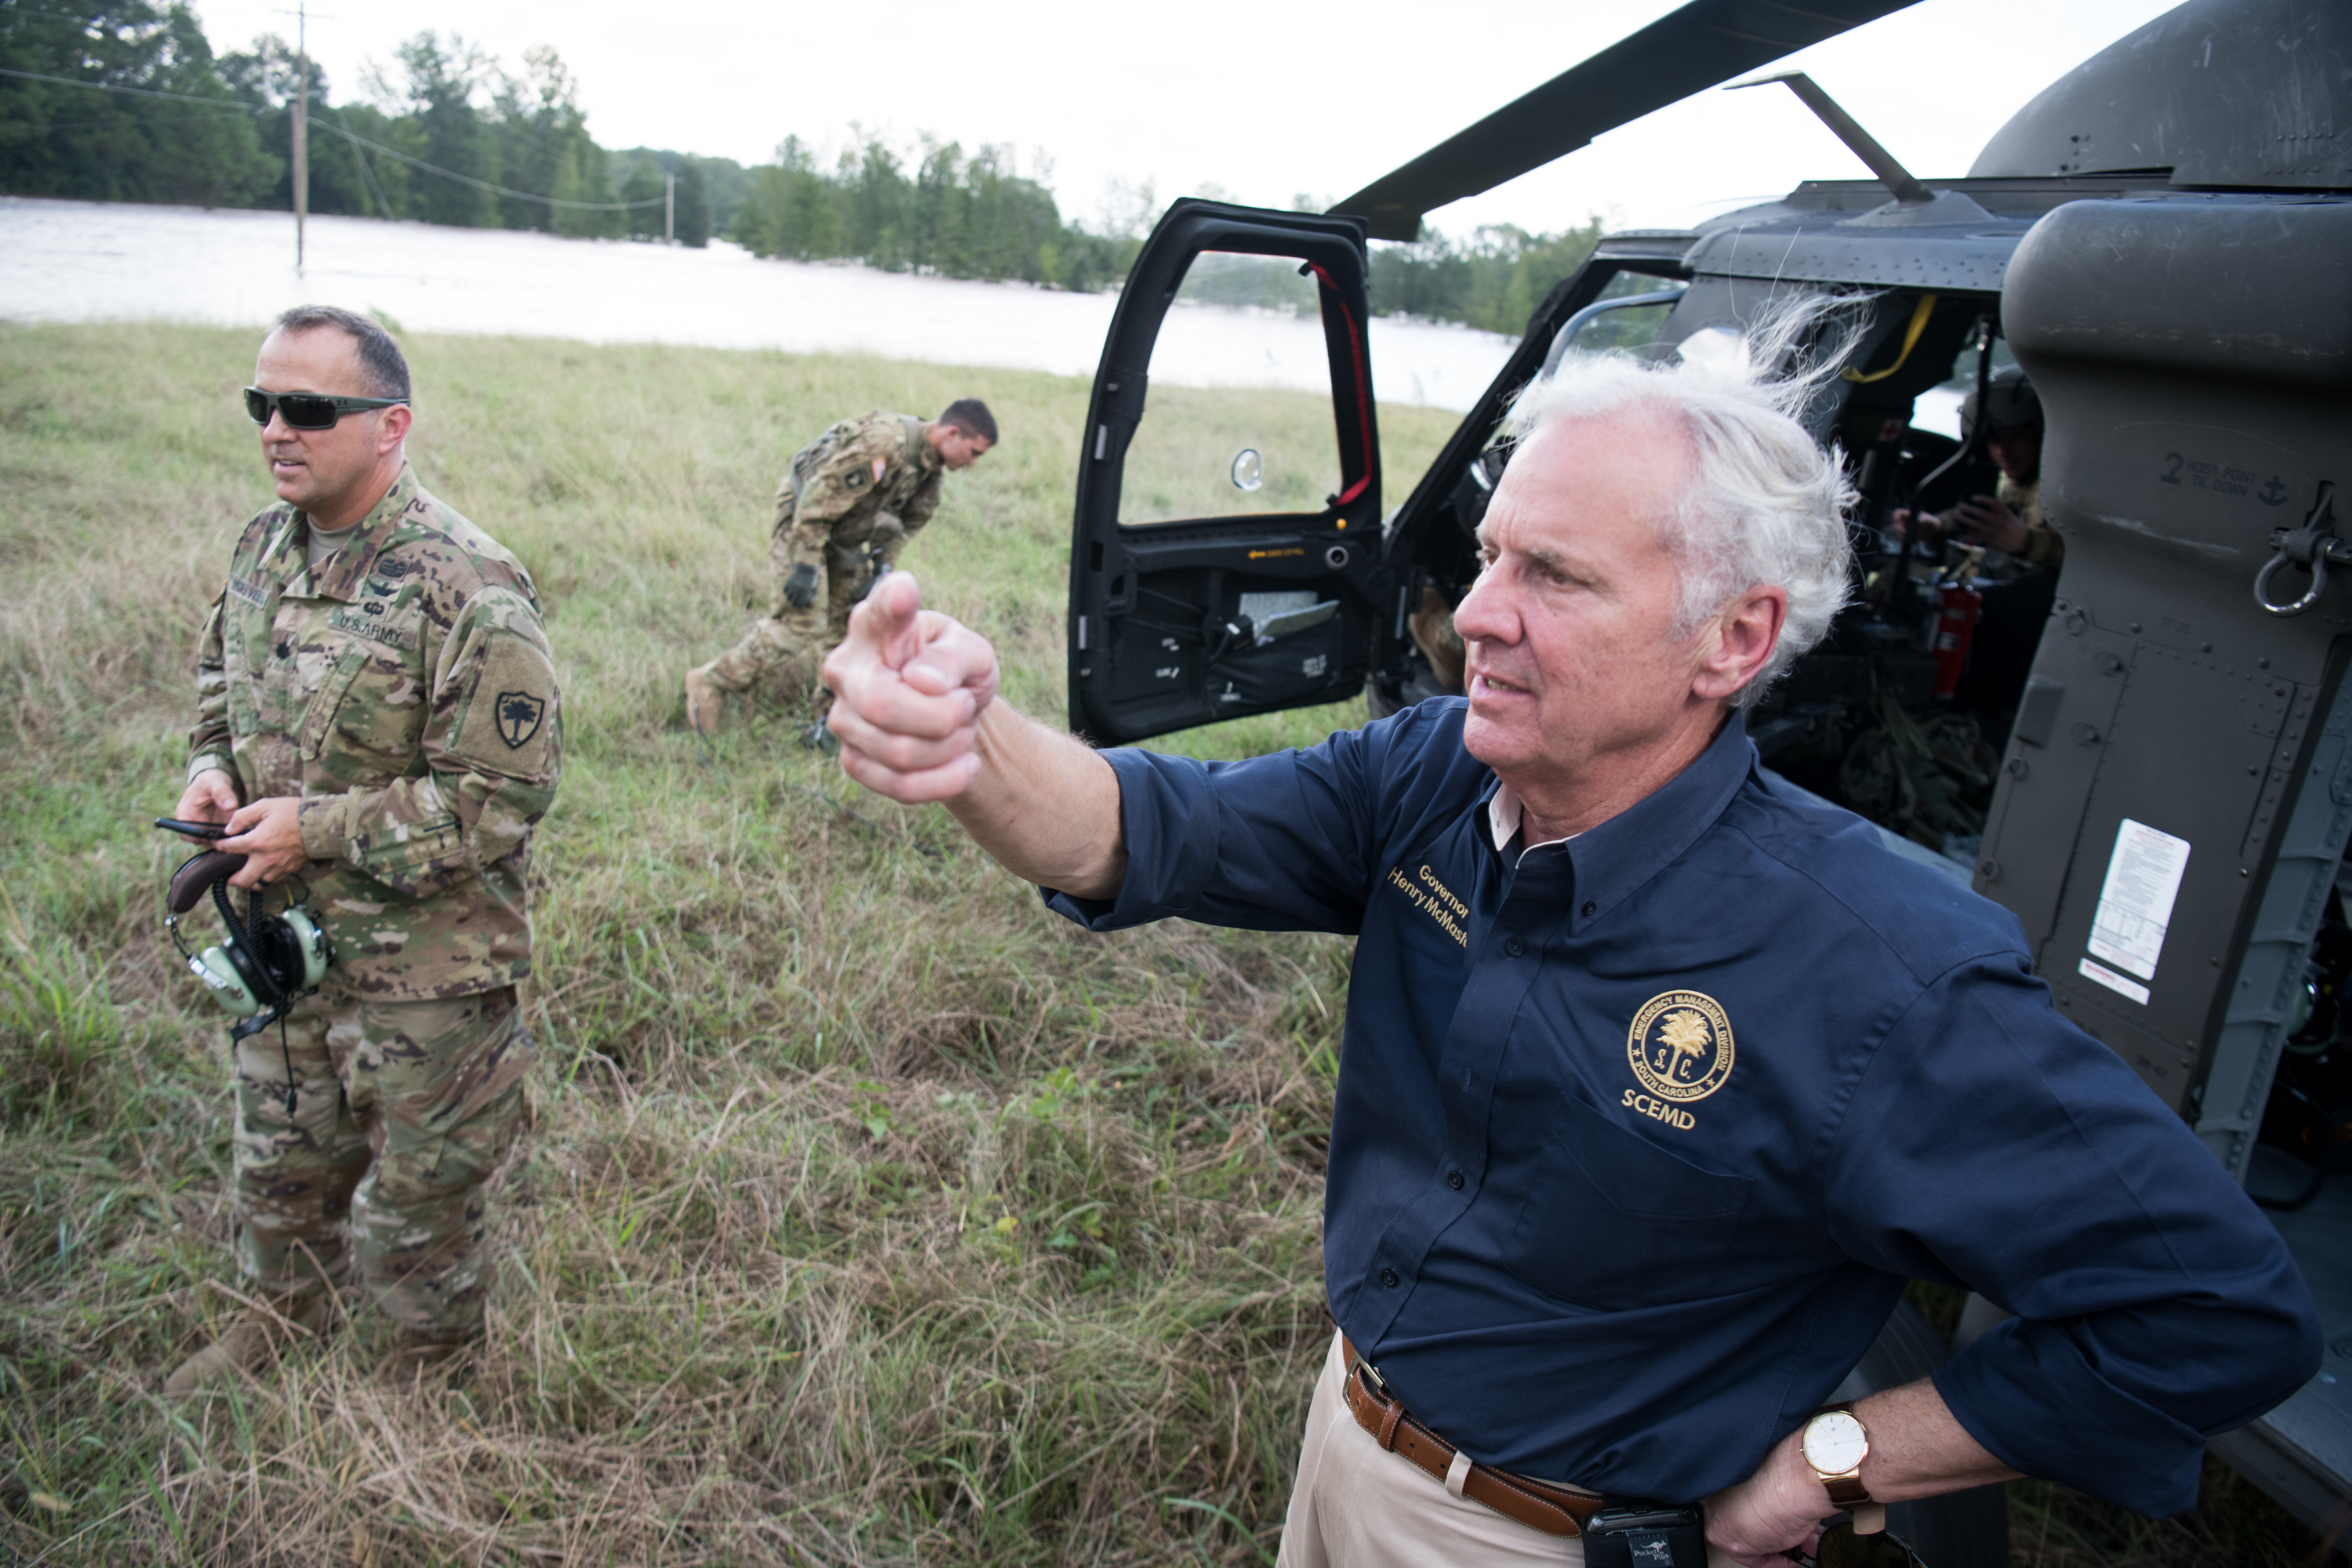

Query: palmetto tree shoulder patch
453,635,558,777
495,691,546,748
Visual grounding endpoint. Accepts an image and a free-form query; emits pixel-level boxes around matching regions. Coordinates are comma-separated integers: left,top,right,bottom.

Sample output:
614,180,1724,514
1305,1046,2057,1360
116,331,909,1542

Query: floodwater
0,196,1519,411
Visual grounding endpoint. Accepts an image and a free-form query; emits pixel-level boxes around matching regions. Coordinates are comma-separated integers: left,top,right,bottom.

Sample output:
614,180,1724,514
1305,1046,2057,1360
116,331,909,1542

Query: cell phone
1582,1502,1709,1568
154,817,230,840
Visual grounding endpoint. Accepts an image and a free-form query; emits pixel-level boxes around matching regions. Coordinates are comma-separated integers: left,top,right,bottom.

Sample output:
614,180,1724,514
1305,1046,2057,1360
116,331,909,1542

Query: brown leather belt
1341,1335,1605,1538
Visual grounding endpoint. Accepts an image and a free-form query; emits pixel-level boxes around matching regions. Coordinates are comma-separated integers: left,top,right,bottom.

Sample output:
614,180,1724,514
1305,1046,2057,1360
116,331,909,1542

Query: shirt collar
1486,780,1577,855
296,464,415,602
1485,713,1758,927
902,416,942,478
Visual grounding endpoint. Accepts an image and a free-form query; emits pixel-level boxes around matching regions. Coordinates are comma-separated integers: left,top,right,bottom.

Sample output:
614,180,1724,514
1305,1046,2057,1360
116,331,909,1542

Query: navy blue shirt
1045,700,2320,1515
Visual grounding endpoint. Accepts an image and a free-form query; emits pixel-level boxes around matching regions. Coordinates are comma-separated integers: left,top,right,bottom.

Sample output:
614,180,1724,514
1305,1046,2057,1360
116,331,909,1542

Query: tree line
1,4,740,243
1,2,1603,329
1369,221,1607,336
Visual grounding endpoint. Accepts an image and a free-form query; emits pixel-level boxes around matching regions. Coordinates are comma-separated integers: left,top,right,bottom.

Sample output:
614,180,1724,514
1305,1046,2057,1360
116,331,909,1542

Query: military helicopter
1060,0,2352,1559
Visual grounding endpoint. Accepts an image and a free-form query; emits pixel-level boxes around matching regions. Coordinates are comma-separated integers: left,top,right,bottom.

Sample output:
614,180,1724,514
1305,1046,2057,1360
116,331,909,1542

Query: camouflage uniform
704,410,946,700
2002,475,2063,571
186,464,560,1338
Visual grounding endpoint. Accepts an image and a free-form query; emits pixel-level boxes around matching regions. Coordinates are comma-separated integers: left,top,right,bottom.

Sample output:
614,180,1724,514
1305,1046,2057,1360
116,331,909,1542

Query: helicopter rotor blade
1330,0,1922,241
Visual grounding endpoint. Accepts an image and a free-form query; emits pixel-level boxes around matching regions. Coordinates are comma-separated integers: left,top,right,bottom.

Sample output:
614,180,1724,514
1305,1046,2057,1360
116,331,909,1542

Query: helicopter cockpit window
1542,274,1689,372
1119,251,1345,527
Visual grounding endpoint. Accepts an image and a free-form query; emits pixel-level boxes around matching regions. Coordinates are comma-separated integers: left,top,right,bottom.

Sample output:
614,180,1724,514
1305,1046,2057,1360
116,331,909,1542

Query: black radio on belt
1582,1501,1708,1568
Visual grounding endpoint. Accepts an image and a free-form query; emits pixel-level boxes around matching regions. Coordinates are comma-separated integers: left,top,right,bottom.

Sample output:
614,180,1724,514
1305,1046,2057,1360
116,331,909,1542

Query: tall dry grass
0,321,2329,1566
0,320,1444,1566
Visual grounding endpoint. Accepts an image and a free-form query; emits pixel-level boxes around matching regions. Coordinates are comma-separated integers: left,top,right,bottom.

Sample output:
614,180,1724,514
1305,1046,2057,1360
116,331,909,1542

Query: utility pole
665,172,676,245
292,0,308,270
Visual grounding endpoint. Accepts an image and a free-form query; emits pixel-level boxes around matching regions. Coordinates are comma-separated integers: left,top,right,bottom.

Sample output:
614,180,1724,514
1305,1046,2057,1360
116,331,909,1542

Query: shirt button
1447,1170,1465,1190
1581,900,1597,917
1504,936,1526,958
1380,1268,1400,1289
275,641,292,659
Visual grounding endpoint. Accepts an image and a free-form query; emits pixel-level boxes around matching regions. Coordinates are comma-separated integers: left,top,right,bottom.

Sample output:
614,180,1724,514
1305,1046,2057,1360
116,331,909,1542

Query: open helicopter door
1067,199,1385,744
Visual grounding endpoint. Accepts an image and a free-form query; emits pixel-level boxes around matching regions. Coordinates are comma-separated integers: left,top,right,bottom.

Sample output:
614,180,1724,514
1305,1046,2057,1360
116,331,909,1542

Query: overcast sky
186,0,2180,238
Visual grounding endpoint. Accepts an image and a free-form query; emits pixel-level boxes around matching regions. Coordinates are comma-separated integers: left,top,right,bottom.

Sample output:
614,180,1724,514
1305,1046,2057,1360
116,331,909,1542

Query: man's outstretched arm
822,573,1126,900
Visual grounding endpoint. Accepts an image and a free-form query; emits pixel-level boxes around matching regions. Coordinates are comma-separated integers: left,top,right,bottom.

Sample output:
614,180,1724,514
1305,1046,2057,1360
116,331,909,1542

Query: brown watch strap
1824,1473,1873,1507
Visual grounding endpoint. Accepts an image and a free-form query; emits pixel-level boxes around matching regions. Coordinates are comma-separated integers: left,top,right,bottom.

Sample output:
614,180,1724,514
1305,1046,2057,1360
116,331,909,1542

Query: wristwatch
1801,1404,1886,1534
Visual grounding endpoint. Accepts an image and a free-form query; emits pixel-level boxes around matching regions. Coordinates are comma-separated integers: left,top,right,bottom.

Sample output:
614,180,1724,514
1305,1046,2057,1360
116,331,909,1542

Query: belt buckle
1354,1355,1391,1400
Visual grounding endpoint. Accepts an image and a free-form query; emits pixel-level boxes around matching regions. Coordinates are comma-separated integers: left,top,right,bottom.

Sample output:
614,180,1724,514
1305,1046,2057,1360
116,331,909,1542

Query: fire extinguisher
1932,582,1981,697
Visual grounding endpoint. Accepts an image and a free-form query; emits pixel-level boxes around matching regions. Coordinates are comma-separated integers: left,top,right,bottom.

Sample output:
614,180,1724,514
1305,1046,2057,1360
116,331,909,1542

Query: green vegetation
728,133,1135,291
1,323,2317,1565
1,3,745,243
1369,221,1608,334
0,320,1457,1563
0,0,271,207
3,4,1606,328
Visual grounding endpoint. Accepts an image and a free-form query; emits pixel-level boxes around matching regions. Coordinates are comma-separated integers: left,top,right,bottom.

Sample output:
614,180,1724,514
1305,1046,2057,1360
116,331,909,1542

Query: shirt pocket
1503,1091,1755,1310
298,637,425,775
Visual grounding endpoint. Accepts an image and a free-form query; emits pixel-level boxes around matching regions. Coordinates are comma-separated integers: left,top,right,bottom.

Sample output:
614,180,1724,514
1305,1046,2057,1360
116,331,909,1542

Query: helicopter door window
1120,251,1345,526
1544,275,1688,371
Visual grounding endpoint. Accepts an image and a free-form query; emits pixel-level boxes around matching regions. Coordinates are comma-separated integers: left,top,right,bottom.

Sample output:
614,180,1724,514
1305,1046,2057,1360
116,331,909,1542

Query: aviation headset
165,848,332,1110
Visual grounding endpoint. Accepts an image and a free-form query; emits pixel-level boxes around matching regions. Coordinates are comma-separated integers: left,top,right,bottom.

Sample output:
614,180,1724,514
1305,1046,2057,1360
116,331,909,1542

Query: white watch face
1804,1411,1869,1475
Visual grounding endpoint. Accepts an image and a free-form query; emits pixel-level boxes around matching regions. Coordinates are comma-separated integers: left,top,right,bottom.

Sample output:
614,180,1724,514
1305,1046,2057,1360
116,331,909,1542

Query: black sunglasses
244,387,409,430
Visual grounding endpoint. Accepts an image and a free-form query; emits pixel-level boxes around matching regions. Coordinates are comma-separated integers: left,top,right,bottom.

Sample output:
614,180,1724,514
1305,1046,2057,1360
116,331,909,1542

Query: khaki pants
1278,1333,1588,1567
1277,1334,1745,1568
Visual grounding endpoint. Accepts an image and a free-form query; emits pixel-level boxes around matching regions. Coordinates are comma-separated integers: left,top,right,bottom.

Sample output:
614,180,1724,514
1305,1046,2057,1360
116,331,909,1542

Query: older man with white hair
817,339,2318,1565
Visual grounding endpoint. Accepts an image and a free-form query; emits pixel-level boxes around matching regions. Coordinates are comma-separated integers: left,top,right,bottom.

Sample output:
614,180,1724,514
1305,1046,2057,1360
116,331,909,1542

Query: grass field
0,321,2333,1566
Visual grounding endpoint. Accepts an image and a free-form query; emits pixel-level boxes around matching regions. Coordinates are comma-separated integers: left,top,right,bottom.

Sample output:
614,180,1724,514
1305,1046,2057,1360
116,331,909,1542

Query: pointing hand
822,572,1000,803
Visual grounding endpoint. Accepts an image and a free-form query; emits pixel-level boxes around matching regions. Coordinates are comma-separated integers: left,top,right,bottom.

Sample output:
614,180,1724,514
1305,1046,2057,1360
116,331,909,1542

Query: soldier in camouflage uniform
1893,367,2057,569
684,400,995,737
164,306,561,1395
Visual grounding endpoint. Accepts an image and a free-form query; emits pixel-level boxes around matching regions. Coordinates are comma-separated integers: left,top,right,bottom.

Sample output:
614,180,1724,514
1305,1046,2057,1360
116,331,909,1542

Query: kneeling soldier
684,399,994,740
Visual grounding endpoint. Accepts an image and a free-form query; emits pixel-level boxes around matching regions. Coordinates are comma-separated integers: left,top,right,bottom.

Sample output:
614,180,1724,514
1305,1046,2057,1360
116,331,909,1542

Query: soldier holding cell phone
164,305,561,1396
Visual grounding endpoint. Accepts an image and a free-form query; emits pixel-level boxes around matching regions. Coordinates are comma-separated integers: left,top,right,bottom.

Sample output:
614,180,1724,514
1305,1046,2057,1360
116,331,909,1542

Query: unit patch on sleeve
452,634,559,776
1624,990,1734,1130
494,691,546,748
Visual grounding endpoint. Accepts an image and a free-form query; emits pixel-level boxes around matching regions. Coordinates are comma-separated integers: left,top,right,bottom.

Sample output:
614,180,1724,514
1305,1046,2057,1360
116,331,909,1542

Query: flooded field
0,196,1517,409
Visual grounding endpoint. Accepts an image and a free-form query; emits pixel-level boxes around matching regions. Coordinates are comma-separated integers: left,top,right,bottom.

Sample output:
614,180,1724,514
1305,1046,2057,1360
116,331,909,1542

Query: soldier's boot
380,1326,475,1389
684,663,732,736
163,1287,335,1399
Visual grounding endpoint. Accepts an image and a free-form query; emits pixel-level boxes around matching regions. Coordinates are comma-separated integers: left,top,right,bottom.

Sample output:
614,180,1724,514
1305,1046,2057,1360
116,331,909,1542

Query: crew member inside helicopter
1894,366,2059,740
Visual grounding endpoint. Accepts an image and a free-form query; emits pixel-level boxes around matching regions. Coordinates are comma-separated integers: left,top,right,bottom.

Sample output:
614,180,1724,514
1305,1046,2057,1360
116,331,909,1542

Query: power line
0,63,252,107
0,64,666,210
305,116,662,210
325,100,391,218
1,5,152,20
